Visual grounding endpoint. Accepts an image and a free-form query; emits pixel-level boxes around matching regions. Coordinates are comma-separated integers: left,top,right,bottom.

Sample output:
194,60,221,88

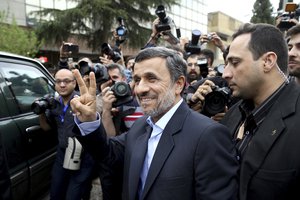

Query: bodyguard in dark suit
71,47,238,200
221,23,300,200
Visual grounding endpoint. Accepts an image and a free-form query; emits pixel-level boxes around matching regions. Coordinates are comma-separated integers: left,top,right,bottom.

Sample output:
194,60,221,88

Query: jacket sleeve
74,123,126,168
194,123,239,200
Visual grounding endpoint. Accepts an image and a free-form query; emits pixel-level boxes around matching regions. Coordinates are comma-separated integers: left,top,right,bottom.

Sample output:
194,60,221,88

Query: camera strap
59,96,70,123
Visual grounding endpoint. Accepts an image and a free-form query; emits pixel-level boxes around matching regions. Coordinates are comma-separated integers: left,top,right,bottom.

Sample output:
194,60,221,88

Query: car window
0,62,55,114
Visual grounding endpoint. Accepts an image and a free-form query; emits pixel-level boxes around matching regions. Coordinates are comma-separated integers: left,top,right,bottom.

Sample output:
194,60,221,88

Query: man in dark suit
71,47,238,200
221,23,300,200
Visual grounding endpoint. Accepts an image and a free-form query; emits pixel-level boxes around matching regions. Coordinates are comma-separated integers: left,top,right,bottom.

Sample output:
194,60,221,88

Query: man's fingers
73,69,87,95
88,72,96,97
70,97,81,116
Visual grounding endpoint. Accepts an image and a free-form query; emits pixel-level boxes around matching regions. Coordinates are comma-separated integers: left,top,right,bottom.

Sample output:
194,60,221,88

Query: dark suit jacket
220,81,300,200
78,101,238,200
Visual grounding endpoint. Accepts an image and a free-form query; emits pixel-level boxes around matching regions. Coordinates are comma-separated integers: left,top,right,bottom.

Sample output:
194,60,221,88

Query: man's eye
133,78,140,84
148,75,157,82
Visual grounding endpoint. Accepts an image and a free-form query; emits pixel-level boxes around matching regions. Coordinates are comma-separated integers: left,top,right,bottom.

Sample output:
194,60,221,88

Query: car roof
0,51,55,80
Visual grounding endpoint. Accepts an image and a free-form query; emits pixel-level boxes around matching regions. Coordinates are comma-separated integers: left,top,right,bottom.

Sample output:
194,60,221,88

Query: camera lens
117,27,125,36
113,82,128,96
31,99,49,115
201,86,231,117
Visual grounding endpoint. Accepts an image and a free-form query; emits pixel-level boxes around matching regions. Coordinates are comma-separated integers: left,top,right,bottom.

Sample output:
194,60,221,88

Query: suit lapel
128,125,152,200
240,108,285,193
240,82,299,195
141,102,188,199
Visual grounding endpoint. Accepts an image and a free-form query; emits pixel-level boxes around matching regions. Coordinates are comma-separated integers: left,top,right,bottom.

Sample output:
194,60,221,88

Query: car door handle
26,125,41,133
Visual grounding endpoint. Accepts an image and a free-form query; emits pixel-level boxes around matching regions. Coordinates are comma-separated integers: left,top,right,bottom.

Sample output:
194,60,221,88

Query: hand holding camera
60,42,79,59
101,79,133,108
190,79,215,105
189,78,231,118
31,94,57,115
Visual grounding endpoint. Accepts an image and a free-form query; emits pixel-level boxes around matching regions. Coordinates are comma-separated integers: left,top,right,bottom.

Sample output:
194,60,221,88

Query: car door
0,54,58,200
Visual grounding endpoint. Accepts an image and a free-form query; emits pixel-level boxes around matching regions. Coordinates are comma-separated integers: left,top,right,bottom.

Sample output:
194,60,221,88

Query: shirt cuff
74,113,101,136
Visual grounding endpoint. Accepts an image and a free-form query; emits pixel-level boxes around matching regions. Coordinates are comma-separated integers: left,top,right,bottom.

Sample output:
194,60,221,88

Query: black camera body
31,95,57,115
155,5,172,32
110,81,133,107
101,43,122,63
197,58,208,78
201,86,231,117
116,17,128,45
62,44,79,56
78,61,109,84
185,29,201,55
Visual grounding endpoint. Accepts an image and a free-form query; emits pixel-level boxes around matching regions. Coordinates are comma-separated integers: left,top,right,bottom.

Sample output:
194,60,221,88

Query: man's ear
175,75,186,94
263,52,277,73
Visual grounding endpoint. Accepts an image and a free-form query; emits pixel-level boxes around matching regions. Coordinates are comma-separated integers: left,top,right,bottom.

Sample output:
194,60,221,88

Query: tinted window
0,62,55,114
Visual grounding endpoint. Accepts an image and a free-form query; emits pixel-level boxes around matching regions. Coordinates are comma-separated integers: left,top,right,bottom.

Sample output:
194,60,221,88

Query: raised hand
70,69,97,122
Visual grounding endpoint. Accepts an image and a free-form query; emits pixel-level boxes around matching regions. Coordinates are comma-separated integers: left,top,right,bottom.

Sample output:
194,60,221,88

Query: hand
191,79,215,103
102,86,116,113
211,107,228,122
59,41,73,58
99,55,114,65
151,18,160,37
209,32,226,52
70,69,97,122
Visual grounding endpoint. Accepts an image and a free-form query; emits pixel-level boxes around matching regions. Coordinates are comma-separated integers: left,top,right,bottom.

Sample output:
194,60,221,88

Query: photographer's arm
143,18,160,48
101,86,117,137
210,32,227,53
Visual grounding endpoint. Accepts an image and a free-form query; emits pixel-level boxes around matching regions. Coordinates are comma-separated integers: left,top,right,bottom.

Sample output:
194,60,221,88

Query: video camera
185,29,202,55
201,85,231,117
110,81,133,107
31,95,57,115
155,5,173,32
78,61,109,84
115,17,128,45
197,57,208,78
277,3,300,30
101,43,122,63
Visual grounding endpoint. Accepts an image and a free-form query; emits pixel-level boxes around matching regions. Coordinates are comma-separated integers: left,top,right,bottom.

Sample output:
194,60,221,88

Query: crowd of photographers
24,3,300,200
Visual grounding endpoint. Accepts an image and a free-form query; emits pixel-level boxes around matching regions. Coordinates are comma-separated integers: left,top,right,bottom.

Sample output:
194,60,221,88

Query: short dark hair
232,23,288,73
286,24,300,37
135,47,187,84
106,63,126,78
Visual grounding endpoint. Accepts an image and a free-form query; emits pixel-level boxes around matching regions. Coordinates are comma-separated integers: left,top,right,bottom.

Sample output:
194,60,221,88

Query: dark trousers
50,147,94,200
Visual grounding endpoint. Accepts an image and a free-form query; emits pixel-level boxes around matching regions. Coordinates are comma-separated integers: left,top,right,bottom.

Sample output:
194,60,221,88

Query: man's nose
222,64,231,80
135,79,149,94
289,46,297,57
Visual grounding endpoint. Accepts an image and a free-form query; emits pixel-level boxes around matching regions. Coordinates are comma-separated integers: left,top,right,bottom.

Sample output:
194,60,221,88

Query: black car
0,51,58,200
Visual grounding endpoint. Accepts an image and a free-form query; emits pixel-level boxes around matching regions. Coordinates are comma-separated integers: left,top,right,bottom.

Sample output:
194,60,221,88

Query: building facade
0,0,246,67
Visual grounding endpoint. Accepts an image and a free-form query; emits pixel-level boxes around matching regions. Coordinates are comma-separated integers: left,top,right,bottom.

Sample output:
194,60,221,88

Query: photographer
96,63,141,136
186,54,204,85
37,69,95,200
143,5,180,49
186,76,232,122
58,42,79,70
185,46,237,121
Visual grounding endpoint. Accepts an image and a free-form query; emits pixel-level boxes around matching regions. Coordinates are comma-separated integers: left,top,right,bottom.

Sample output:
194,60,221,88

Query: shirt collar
146,98,183,135
239,82,288,129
